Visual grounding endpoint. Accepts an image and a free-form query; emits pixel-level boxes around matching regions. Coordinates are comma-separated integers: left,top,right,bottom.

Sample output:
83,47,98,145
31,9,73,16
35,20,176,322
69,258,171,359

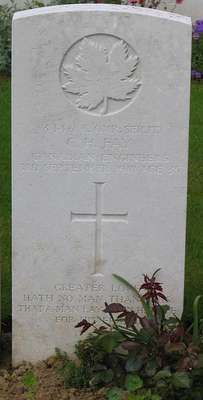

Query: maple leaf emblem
62,38,141,115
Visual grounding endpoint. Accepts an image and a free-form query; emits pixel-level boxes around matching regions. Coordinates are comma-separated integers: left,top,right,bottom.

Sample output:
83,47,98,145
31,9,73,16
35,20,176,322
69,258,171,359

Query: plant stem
193,295,203,344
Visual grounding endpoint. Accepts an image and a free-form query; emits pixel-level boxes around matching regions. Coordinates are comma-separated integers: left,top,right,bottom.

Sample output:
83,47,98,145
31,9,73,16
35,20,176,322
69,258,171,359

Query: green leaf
112,274,154,320
126,355,144,372
127,394,138,400
106,387,124,400
144,359,158,377
156,304,170,322
125,374,143,392
137,328,153,343
90,369,114,386
166,317,180,327
151,396,162,400
102,369,114,383
22,371,38,389
128,395,145,400
111,330,126,342
89,374,101,386
154,368,171,381
172,372,191,389
193,295,203,345
97,334,119,353
128,390,156,400
156,380,168,389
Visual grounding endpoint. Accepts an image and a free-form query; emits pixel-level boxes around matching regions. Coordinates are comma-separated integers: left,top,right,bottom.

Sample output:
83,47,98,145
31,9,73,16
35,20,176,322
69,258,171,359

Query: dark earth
0,331,106,400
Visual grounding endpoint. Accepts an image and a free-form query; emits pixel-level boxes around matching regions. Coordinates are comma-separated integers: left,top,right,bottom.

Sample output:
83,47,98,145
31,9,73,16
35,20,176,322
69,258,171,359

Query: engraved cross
71,182,128,276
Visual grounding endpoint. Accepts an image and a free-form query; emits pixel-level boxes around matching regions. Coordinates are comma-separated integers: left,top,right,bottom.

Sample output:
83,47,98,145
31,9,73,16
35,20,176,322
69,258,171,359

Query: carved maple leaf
62,38,141,114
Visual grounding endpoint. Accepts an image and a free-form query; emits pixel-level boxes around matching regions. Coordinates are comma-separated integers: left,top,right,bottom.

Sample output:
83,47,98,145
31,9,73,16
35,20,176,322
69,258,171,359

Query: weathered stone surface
12,4,191,364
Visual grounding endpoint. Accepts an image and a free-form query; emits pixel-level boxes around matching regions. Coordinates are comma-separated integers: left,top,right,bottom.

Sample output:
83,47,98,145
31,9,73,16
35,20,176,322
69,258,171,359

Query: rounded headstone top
13,3,191,26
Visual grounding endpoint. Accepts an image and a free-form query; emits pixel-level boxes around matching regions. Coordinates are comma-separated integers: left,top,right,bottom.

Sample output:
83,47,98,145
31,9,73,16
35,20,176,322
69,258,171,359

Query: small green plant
22,370,38,399
106,386,161,400
56,347,92,388
70,270,203,399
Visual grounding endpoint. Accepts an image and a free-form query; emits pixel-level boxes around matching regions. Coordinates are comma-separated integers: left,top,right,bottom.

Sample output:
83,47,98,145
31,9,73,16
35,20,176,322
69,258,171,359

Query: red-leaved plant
123,0,184,10
74,270,203,397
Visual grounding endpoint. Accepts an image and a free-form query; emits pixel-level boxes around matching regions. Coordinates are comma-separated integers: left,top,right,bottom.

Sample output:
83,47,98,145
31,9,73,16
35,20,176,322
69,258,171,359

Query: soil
0,333,106,400
0,356,107,400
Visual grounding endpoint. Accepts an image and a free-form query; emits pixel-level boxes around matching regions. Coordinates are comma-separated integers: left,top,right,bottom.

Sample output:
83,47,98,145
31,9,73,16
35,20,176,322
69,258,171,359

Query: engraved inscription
16,281,177,325
60,35,141,116
16,282,143,324
17,124,184,177
71,182,128,275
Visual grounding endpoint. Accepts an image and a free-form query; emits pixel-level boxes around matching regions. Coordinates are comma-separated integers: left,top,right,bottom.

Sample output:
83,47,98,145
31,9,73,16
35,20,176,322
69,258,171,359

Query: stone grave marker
12,4,191,364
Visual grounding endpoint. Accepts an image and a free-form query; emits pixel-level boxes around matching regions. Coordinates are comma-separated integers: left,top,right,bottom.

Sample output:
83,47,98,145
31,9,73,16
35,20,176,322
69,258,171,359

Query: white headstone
12,4,191,364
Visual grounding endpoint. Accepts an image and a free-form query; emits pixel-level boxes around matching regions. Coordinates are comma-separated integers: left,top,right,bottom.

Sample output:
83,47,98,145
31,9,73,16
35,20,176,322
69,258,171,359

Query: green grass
184,82,203,320
0,78,202,322
0,76,11,322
